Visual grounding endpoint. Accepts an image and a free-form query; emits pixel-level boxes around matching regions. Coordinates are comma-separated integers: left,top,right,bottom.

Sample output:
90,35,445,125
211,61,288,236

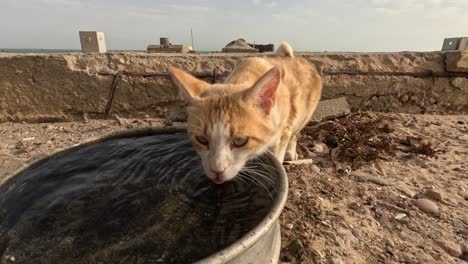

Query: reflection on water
0,132,279,264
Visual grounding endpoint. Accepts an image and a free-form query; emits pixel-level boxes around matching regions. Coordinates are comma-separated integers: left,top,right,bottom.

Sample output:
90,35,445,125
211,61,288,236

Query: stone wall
0,51,467,123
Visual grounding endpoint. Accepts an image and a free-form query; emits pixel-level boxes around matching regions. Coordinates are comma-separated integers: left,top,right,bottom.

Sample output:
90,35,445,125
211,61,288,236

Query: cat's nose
210,166,227,175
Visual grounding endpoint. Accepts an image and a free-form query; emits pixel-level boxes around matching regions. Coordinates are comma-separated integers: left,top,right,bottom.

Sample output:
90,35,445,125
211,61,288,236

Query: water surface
0,132,279,264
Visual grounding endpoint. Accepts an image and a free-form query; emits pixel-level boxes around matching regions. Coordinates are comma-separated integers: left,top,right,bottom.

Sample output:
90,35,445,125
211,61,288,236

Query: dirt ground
0,113,467,264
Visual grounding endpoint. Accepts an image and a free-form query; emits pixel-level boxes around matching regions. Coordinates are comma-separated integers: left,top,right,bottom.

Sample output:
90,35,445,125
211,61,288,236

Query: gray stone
310,97,351,124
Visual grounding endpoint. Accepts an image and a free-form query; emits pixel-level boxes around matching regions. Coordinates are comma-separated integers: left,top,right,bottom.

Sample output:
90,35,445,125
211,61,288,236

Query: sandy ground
0,113,467,263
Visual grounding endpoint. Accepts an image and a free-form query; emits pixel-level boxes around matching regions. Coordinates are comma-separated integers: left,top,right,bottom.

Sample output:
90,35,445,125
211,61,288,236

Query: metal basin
0,128,288,264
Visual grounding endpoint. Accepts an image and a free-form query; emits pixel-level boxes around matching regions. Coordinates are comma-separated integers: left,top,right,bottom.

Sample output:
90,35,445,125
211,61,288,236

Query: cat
170,42,322,184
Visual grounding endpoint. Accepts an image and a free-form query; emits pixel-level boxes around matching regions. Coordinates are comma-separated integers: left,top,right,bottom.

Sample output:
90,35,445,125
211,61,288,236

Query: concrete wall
0,51,467,123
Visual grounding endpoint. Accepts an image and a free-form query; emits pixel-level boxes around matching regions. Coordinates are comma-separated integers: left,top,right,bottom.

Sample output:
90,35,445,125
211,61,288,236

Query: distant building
147,37,192,53
222,39,258,53
79,31,107,53
441,37,468,51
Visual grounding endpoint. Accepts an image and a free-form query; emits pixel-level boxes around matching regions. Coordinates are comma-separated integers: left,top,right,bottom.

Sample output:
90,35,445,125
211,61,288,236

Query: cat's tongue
212,178,225,184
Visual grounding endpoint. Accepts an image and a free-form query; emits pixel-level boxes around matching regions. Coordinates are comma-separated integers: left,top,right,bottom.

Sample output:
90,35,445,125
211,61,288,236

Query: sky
0,0,467,52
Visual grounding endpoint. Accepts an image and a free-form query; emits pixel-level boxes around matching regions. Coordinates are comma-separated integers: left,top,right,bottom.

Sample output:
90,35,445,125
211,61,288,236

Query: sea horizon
0,48,216,54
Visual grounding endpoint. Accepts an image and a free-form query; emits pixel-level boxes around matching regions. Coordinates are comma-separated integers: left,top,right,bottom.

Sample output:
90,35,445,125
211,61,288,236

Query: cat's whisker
240,172,273,199
237,172,260,189
242,170,276,189
240,169,275,191
242,166,275,181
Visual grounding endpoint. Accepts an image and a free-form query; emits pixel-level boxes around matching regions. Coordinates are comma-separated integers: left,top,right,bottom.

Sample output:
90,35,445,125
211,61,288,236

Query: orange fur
170,42,322,182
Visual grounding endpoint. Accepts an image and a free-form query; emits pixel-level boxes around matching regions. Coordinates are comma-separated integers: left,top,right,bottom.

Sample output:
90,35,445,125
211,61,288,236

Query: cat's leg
276,132,292,163
284,134,298,161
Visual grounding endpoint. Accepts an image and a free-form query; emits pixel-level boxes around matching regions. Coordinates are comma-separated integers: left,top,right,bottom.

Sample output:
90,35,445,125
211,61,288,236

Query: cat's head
170,67,281,184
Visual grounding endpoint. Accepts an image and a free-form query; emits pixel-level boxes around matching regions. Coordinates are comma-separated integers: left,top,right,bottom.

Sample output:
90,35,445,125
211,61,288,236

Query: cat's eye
195,135,209,146
232,136,249,147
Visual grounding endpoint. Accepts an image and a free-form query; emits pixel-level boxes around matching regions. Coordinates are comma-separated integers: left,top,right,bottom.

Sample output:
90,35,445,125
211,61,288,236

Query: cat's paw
284,151,298,161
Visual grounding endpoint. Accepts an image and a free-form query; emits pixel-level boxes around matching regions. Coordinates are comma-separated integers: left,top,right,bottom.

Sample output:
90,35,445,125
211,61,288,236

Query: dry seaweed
301,112,436,169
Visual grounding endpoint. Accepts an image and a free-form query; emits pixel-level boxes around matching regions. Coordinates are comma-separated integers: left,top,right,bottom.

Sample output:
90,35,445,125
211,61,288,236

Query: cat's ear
243,66,281,115
170,68,210,103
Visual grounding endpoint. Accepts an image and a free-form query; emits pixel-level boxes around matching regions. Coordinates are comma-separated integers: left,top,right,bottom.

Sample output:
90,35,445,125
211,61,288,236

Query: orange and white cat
170,42,322,184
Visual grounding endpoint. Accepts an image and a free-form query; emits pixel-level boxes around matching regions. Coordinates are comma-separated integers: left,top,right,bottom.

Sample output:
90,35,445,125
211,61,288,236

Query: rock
310,97,351,124
435,240,462,258
164,116,173,127
461,244,468,261
424,189,443,201
348,202,361,211
394,213,410,223
114,114,128,126
312,142,329,154
22,137,36,141
351,171,390,186
414,199,439,216
285,240,304,257
317,159,334,168
446,51,468,73
397,186,416,198
285,223,294,230
328,257,345,264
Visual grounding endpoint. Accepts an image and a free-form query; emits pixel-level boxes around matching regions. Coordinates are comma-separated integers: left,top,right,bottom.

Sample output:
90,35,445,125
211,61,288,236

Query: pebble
328,257,345,264
414,199,439,216
285,240,304,257
394,213,410,223
348,202,361,211
286,223,294,230
461,244,468,261
424,189,443,201
351,171,390,186
114,114,128,126
435,240,462,257
397,186,416,198
312,142,329,154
